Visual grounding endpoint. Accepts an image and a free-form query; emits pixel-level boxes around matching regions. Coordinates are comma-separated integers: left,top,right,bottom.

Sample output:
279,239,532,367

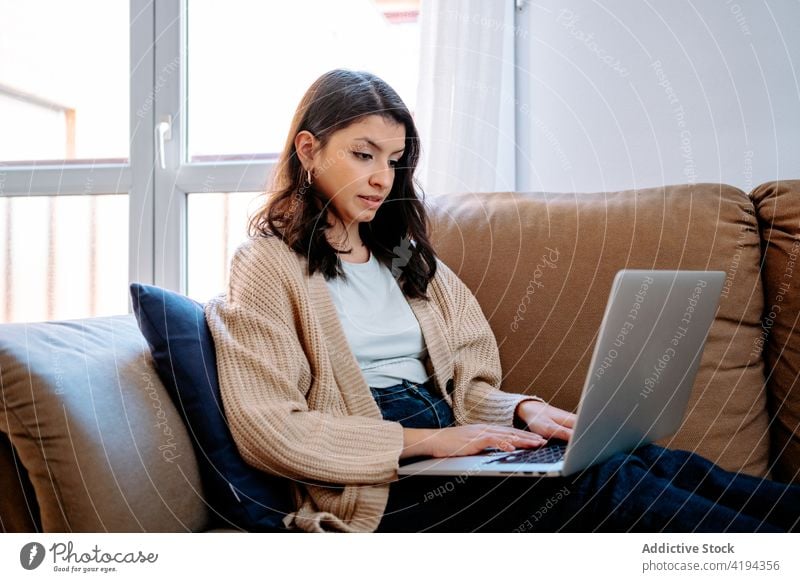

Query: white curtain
414,0,518,196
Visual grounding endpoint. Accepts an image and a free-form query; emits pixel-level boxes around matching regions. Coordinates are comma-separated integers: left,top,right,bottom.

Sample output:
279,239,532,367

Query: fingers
539,404,577,427
523,419,574,442
549,424,573,441
530,406,578,435
483,427,548,451
521,402,577,428
436,425,550,458
553,409,577,428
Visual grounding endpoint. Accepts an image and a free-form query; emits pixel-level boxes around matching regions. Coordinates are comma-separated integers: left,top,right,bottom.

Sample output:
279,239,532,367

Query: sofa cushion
0,315,207,531
130,283,293,531
750,180,800,483
428,184,771,477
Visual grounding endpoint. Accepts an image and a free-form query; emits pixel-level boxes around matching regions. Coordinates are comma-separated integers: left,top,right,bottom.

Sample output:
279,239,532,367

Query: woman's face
298,114,406,234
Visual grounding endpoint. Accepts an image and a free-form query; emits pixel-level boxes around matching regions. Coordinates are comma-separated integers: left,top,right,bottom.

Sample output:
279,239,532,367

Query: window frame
153,0,273,293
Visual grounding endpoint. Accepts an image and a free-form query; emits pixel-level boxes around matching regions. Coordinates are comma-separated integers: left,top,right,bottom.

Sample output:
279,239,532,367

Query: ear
294,130,317,172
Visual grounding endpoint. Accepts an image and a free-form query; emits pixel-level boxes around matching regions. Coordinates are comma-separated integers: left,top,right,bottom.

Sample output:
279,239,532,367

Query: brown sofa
1,180,798,532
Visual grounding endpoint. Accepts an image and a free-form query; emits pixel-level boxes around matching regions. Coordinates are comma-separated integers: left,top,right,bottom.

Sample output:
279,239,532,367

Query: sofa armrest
751,180,800,483
0,432,40,532
0,314,209,531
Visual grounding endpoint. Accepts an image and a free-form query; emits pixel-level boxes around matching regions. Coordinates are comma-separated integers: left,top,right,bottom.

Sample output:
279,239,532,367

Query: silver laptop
397,269,725,478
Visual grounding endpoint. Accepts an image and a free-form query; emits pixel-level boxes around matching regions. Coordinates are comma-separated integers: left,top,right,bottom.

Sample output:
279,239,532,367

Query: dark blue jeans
370,379,800,532
369,379,455,429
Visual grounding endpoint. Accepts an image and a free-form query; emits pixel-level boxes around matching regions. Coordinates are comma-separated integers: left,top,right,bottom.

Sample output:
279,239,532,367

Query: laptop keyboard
486,442,567,465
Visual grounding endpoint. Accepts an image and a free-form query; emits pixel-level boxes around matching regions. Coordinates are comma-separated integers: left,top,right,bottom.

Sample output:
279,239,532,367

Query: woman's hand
514,399,576,442
399,401,576,459
401,425,548,459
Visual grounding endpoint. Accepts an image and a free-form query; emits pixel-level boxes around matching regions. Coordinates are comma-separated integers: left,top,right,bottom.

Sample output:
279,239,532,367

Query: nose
368,164,393,193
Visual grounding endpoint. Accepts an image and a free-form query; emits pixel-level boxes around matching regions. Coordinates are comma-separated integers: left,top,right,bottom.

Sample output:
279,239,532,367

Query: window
0,0,130,323
0,0,129,164
0,0,421,321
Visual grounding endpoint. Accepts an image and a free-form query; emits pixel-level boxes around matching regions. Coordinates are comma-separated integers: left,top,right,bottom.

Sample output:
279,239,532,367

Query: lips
358,195,384,209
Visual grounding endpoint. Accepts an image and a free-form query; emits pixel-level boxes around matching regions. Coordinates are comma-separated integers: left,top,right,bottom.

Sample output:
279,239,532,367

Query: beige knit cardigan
204,235,541,532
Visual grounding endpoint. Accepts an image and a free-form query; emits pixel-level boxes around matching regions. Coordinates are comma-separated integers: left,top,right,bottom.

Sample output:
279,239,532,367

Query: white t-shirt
325,249,430,388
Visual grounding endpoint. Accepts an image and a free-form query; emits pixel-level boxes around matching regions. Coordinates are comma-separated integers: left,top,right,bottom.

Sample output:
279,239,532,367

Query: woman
204,69,799,533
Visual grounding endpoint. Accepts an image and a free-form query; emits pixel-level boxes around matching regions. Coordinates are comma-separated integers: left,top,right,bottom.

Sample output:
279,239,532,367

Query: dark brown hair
248,69,437,300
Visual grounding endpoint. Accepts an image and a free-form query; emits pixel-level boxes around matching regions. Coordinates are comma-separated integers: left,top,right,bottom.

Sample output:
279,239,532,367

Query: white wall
515,0,800,194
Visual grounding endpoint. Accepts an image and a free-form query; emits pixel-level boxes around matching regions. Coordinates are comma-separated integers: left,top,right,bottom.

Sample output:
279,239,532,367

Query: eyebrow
354,137,405,155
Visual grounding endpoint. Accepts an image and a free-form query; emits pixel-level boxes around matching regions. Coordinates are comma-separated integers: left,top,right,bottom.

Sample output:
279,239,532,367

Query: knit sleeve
204,245,404,486
437,263,544,427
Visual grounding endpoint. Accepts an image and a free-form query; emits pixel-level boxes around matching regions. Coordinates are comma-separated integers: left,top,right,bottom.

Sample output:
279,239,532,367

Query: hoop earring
297,168,313,196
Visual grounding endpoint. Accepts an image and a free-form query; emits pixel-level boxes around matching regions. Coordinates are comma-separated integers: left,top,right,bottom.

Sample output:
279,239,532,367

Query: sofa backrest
428,183,771,477
0,314,209,532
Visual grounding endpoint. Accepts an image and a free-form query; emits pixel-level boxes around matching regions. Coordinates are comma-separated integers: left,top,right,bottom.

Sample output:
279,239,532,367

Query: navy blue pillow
130,283,294,532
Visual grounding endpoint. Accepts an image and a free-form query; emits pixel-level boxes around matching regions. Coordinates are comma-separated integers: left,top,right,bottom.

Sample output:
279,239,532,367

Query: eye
353,150,399,169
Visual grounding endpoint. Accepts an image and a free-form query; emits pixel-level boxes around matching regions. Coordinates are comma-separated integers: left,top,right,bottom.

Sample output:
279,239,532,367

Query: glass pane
187,191,261,302
0,194,129,323
0,1,129,165
187,0,420,161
